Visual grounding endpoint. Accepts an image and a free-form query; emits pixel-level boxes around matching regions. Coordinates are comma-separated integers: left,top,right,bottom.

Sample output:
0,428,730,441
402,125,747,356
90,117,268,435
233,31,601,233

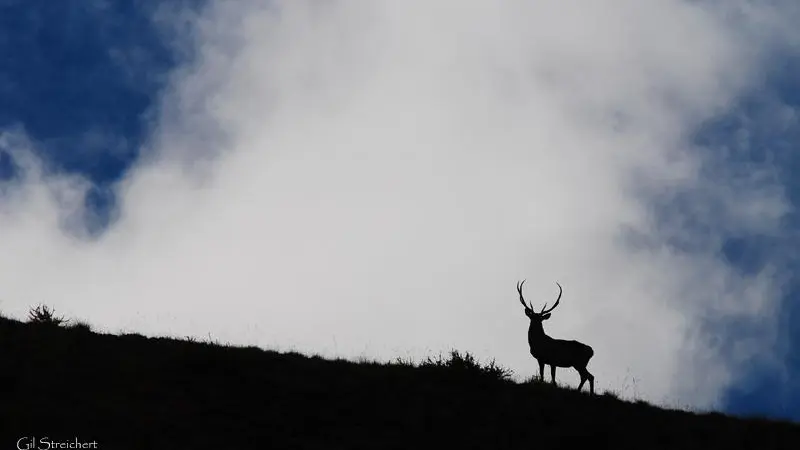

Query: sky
1,0,799,421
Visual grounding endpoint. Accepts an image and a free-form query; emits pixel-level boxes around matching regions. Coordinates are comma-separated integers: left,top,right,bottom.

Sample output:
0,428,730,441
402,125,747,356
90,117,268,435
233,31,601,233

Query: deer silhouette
516,279,594,394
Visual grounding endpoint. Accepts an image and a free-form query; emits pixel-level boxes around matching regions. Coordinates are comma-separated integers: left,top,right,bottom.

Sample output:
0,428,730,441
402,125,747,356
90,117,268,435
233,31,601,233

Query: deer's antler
517,279,532,310
540,282,562,314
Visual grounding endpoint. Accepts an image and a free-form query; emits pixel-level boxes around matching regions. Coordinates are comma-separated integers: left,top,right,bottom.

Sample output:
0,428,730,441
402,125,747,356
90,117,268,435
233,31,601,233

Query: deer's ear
541,313,551,321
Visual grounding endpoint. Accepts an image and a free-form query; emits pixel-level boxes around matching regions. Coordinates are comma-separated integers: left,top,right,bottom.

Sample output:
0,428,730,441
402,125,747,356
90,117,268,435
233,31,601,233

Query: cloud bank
2,1,799,410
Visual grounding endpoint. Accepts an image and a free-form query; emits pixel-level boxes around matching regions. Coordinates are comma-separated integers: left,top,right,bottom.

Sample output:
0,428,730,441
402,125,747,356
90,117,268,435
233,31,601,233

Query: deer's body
517,280,595,394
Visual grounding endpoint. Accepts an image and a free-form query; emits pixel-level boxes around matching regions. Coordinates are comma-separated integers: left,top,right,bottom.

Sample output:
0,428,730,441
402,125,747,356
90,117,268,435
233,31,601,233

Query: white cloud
1,0,798,411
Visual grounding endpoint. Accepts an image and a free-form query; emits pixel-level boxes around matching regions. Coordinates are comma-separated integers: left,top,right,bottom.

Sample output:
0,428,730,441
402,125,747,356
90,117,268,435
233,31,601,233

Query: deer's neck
527,321,551,348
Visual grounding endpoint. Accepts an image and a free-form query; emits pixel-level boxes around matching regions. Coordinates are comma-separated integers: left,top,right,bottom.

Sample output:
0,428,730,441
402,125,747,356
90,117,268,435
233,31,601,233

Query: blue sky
1,1,799,421
695,59,800,421
0,1,175,231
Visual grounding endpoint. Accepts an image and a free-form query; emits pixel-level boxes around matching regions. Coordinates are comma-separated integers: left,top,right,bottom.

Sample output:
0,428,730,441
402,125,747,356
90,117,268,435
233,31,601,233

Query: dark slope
1,314,798,449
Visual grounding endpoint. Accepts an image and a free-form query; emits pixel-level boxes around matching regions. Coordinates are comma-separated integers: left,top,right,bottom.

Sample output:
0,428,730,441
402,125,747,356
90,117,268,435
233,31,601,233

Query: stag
516,279,595,394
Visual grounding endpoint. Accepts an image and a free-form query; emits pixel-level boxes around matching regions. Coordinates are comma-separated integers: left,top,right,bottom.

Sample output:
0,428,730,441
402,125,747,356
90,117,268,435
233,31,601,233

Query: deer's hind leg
577,368,587,391
577,366,594,394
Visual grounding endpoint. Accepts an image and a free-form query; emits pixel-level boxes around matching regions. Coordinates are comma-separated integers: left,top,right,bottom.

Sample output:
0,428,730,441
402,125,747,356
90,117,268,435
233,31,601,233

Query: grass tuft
66,320,94,333
419,349,514,382
27,303,67,326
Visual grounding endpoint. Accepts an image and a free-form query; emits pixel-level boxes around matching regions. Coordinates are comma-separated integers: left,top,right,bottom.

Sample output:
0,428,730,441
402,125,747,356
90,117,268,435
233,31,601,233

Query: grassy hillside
2,306,799,449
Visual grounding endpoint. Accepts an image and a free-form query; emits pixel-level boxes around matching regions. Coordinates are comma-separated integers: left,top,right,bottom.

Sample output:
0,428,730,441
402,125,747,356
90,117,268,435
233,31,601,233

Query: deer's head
516,279,562,323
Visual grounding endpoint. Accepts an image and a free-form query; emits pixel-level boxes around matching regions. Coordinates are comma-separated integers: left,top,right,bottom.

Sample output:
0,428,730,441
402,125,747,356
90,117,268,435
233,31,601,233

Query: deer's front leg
538,360,544,382
550,365,557,385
